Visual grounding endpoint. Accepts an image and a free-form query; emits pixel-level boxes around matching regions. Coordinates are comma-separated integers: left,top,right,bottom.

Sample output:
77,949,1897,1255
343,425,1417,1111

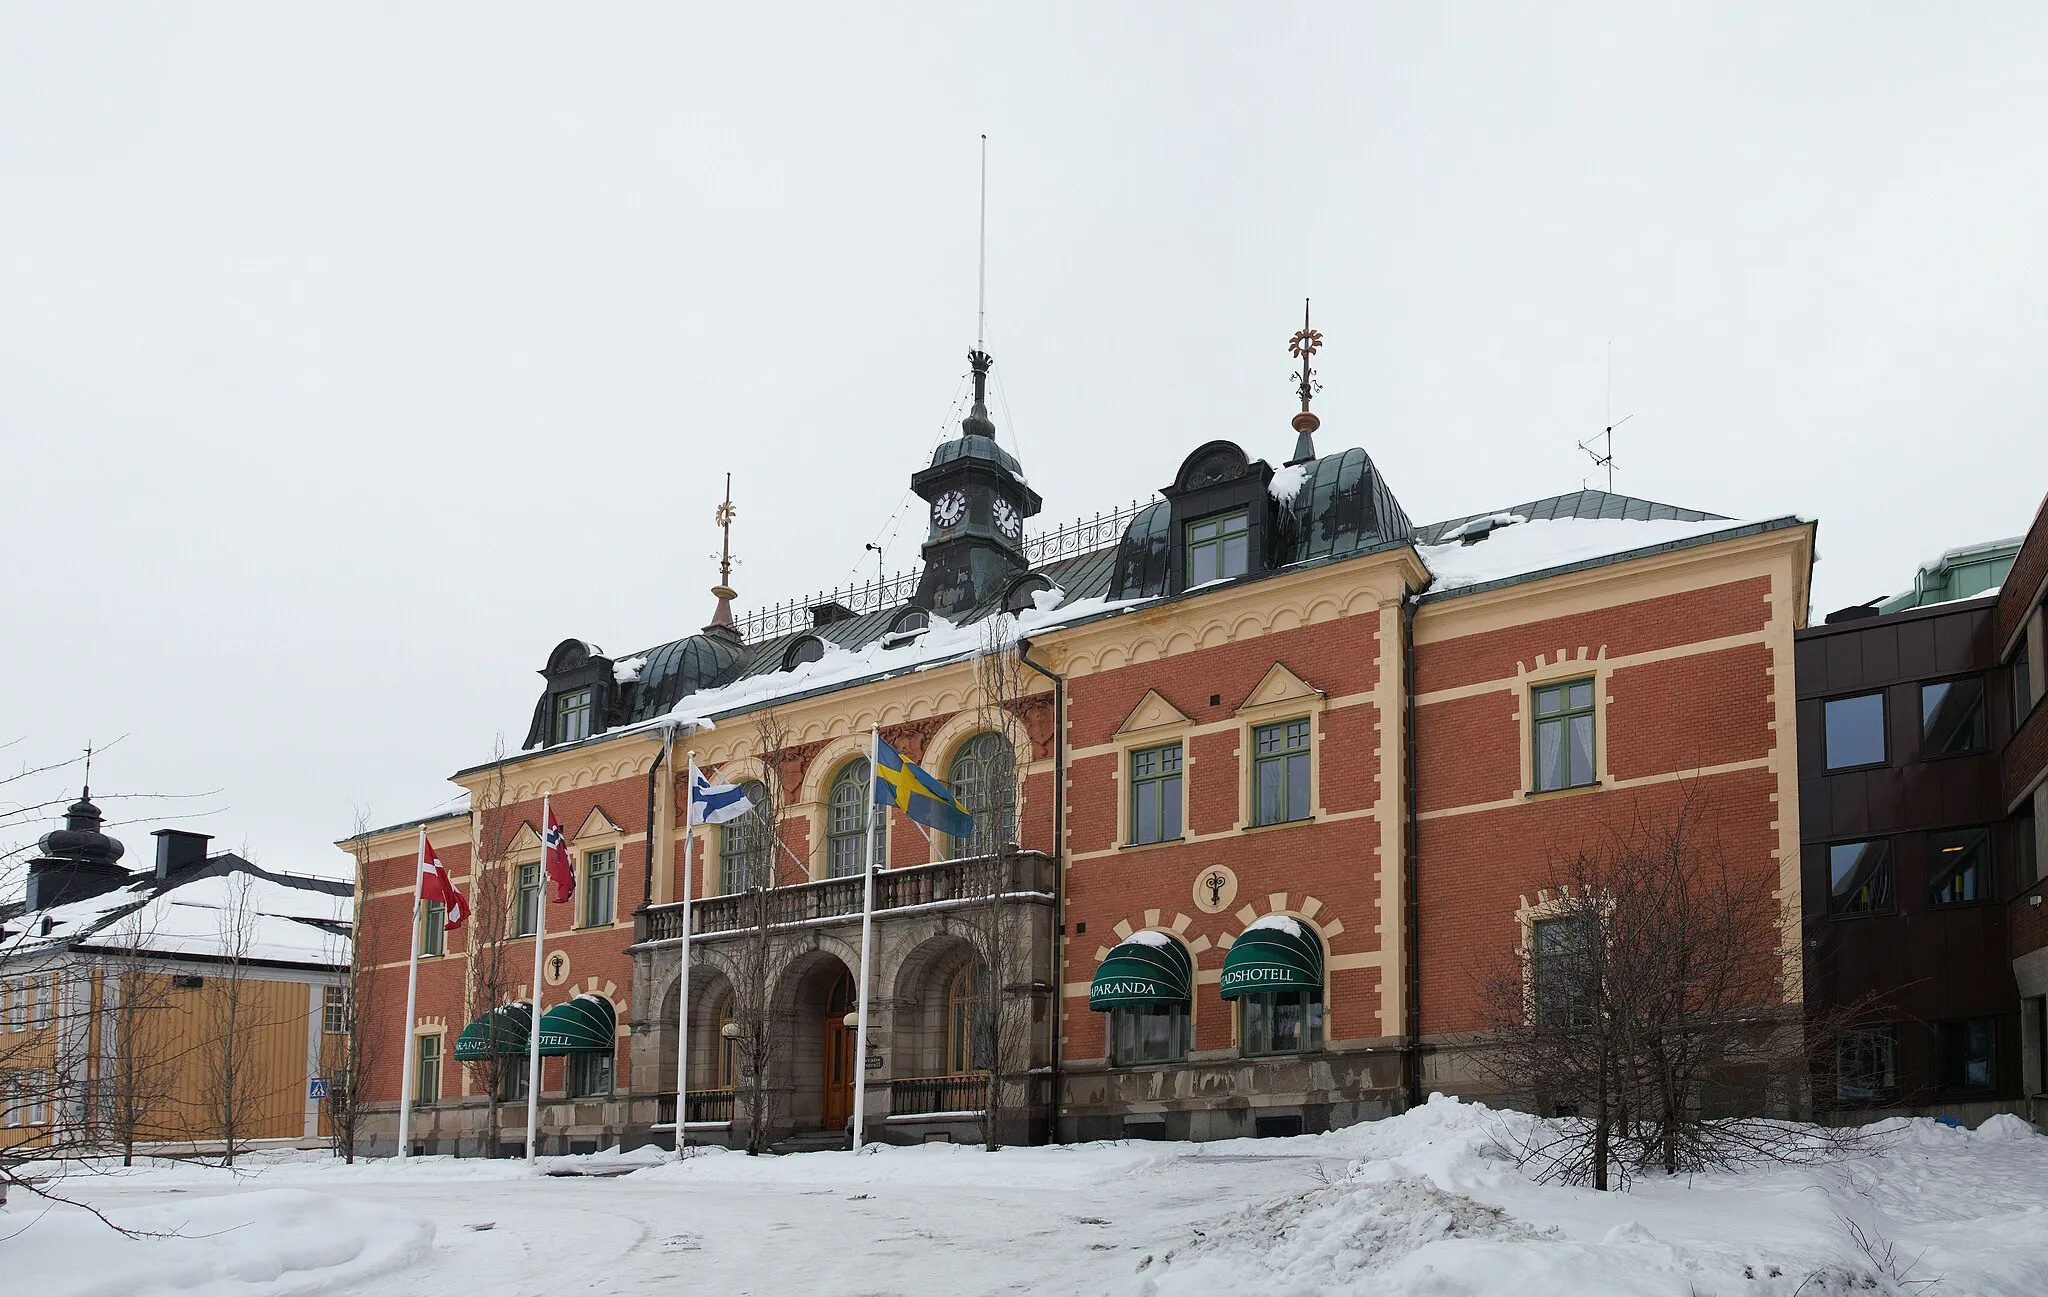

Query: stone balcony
635,850,1056,944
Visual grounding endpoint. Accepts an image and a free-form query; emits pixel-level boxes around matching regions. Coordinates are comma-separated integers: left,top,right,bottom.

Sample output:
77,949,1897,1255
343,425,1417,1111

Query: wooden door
822,1019,855,1130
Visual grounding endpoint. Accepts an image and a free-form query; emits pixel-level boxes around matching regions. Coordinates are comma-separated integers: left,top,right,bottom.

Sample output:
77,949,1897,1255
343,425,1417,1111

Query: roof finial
82,741,93,801
963,136,997,441
1287,298,1323,465
705,474,741,641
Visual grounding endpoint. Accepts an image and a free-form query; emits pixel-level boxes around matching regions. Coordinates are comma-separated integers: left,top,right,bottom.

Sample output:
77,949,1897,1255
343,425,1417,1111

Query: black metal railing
890,1074,987,1116
643,851,1054,943
656,1089,736,1125
729,500,1148,644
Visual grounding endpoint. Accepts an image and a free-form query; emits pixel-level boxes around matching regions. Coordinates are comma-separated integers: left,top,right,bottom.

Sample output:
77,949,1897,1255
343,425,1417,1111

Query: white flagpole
396,825,427,1162
673,751,696,1161
852,725,881,1151
525,794,548,1164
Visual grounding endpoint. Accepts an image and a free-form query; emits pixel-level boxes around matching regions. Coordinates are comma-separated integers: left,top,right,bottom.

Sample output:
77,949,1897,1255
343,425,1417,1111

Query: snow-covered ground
8,1098,2046,1296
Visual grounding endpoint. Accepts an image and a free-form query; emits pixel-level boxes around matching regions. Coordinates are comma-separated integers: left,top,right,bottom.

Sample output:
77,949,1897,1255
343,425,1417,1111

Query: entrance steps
771,1129,851,1155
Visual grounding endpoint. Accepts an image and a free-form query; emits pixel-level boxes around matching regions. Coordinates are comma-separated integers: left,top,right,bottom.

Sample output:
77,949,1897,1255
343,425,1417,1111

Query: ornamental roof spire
704,473,741,643
1287,298,1323,466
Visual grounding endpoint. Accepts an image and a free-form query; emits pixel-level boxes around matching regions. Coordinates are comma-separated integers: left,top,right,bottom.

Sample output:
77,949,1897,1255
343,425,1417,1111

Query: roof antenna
82,741,93,800
962,135,996,441
1578,340,1632,493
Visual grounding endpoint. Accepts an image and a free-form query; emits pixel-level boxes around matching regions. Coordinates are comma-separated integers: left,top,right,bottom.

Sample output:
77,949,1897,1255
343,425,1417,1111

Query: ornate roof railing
730,499,1150,645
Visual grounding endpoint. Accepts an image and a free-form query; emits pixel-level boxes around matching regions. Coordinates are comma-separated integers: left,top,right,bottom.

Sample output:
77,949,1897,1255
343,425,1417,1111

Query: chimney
152,829,213,880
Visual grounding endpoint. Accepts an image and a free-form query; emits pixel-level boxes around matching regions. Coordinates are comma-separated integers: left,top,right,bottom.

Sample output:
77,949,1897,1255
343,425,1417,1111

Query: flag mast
673,748,696,1162
852,724,881,1151
524,794,549,1164
396,825,427,1162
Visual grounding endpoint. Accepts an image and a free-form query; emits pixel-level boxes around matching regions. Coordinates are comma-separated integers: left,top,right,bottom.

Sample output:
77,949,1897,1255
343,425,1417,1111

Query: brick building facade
343,347,1817,1154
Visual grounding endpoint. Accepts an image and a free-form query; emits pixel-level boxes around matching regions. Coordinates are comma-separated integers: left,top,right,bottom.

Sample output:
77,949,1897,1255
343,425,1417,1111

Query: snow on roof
1418,516,1766,594
1123,929,1175,948
631,592,1144,732
1268,462,1310,502
14,864,350,968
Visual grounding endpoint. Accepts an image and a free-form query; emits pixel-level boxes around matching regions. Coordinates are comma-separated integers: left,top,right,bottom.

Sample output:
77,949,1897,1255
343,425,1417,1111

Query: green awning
537,994,617,1055
453,1002,531,1061
1219,919,1324,1000
1089,933,1193,1010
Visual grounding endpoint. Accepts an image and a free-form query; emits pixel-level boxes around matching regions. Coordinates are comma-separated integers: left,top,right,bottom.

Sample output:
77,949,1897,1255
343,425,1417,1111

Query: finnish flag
690,765,755,827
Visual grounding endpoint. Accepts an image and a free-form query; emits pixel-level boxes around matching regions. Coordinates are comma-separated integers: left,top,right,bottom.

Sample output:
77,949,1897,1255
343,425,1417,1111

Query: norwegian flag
420,840,468,930
542,801,574,904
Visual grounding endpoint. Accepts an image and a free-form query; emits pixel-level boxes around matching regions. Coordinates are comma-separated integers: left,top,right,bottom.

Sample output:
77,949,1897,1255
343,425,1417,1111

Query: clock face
992,496,1021,538
933,490,967,528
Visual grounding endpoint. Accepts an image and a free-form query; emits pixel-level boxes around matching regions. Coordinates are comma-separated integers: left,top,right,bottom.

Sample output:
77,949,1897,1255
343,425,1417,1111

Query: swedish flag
872,735,976,839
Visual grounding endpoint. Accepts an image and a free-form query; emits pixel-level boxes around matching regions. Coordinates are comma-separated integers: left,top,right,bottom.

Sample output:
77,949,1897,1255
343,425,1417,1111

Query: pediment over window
1237,662,1323,713
1114,689,1192,737
504,822,542,855
1173,441,1253,492
574,807,622,840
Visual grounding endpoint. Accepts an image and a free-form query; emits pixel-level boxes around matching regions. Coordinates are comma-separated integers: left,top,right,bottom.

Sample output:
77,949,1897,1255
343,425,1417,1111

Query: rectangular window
1186,510,1249,585
1824,692,1887,770
1532,915,1596,1028
4,981,20,1032
421,901,446,956
1532,679,1596,792
567,1050,614,1098
1252,720,1312,826
2,1076,18,1126
497,1064,529,1102
1129,743,1184,845
554,689,594,744
582,848,617,928
2015,639,2036,727
1921,676,1987,756
323,987,348,1035
514,862,541,936
1928,827,1991,906
1239,989,1323,1056
1828,839,1894,915
1933,1017,1995,1091
2017,809,2040,892
1112,1003,1190,1066
30,975,51,1030
1835,1025,1898,1100
26,1072,46,1126
416,1034,442,1105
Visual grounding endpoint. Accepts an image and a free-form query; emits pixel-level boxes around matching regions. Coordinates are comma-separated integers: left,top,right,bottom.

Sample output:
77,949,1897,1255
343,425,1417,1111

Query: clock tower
909,349,1042,618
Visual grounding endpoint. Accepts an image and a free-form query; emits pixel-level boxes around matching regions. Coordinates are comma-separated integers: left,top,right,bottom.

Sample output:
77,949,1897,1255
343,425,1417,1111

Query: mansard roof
1412,488,1724,545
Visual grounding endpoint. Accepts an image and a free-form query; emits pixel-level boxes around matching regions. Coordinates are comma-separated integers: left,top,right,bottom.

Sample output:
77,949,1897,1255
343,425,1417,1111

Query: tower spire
963,135,996,441
705,474,741,641
1287,298,1323,466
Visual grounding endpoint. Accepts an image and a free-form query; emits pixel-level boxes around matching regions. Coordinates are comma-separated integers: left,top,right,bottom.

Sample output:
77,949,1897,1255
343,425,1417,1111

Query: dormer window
882,608,931,647
555,689,594,744
1187,510,1250,585
783,636,826,671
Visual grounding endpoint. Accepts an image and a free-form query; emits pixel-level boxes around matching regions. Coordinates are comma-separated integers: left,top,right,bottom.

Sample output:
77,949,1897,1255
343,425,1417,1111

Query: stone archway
889,932,984,1080
771,949,860,1134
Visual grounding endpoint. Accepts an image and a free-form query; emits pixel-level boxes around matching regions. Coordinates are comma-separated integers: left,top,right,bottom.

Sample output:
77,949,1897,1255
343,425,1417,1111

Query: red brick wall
1416,692,1522,813
1606,642,1774,780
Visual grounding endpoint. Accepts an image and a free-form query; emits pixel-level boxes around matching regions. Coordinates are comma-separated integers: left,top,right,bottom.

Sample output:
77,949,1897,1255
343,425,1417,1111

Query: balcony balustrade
641,850,1052,944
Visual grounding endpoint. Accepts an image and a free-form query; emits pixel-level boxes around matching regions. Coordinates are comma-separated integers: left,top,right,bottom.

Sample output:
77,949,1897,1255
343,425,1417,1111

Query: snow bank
627,1136,1177,1189
5,1188,433,1297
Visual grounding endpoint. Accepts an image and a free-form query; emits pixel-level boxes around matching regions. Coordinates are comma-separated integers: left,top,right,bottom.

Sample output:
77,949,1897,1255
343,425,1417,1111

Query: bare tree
1474,793,1853,1189
323,808,384,1164
955,616,1039,1151
725,708,799,1156
92,903,183,1167
462,744,523,1156
202,869,261,1166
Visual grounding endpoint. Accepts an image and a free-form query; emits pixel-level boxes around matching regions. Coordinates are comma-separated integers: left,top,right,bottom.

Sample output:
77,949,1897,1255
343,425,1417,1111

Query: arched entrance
775,951,861,1135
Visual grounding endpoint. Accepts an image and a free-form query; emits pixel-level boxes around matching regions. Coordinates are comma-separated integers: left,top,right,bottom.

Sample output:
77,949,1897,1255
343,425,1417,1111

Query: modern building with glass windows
341,335,1825,1153
1796,498,2048,1124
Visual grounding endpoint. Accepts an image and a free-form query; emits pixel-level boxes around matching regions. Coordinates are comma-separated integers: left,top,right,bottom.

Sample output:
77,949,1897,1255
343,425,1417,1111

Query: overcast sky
4,4,2044,876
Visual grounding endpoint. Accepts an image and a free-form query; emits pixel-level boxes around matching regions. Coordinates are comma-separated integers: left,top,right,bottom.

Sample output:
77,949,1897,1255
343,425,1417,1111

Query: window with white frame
323,986,349,1035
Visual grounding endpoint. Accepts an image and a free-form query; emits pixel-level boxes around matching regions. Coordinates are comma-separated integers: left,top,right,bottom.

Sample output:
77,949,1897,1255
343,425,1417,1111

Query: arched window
716,992,738,1089
948,733,1016,858
827,759,884,877
783,636,825,671
946,964,991,1075
719,780,772,894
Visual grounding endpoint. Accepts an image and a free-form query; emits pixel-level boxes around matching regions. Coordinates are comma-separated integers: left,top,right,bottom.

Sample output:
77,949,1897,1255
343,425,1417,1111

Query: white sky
4,4,2044,872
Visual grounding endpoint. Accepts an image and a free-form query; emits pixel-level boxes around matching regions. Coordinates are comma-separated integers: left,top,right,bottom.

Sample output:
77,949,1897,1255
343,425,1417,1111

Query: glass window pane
1222,534,1248,577
1829,840,1893,915
1536,686,1563,716
1287,752,1310,821
1922,677,1987,756
1928,828,1990,905
1163,774,1182,841
1536,718,1563,791
1568,713,1595,787
1568,681,1593,710
1257,758,1283,825
1824,693,1887,769
1135,783,1159,844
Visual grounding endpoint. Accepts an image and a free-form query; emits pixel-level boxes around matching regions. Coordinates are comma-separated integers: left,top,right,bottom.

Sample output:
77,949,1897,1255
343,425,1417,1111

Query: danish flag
542,803,574,904
420,840,468,930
